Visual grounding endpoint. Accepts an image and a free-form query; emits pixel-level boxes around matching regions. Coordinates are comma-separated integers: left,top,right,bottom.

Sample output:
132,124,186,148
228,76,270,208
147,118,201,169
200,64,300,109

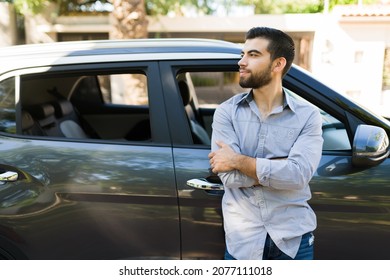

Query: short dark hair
246,27,295,76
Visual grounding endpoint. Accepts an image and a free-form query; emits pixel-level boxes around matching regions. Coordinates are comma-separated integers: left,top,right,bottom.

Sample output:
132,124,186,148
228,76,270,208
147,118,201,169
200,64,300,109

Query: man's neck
252,81,284,119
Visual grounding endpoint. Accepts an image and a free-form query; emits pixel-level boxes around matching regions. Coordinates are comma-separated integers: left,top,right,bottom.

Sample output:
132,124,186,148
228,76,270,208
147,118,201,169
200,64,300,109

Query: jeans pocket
295,232,314,260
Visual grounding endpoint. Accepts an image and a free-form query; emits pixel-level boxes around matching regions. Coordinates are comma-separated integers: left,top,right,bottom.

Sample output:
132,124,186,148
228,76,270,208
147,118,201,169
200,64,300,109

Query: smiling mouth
239,69,250,77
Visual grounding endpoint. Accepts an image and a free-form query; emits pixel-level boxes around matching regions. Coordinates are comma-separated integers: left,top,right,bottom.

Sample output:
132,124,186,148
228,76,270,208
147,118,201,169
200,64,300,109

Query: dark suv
0,39,389,259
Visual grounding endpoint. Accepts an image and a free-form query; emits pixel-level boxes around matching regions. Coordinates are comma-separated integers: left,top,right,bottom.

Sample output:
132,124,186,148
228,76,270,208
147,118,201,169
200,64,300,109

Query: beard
239,63,272,89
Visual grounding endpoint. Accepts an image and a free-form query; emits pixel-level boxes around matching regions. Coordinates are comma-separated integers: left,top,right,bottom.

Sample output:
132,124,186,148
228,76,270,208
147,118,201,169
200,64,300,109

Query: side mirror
352,124,390,167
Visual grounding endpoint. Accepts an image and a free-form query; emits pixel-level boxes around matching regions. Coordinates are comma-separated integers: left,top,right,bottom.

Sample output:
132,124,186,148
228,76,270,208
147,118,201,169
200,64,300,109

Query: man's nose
238,57,246,66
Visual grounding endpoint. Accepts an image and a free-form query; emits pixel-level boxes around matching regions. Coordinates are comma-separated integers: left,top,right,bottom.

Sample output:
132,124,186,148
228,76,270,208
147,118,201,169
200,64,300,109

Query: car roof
0,38,242,75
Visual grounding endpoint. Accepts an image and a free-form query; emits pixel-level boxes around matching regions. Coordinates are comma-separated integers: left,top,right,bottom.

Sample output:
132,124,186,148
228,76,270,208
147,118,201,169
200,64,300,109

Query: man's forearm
232,153,258,182
210,140,259,183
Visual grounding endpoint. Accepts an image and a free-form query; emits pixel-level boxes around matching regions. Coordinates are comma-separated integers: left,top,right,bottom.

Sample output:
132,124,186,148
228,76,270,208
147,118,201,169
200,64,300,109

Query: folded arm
209,104,323,191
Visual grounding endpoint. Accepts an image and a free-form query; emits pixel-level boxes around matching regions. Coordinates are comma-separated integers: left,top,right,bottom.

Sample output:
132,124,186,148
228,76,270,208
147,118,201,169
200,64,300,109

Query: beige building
10,5,390,117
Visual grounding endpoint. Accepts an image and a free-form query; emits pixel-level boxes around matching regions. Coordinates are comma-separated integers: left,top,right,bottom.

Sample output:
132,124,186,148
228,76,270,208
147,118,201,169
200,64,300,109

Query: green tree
13,0,49,15
52,0,215,16
146,0,214,16
12,0,217,39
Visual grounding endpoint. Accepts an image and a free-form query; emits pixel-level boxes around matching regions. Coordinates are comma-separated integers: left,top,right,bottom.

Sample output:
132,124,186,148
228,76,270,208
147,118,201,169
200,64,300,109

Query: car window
192,71,244,107
19,71,151,142
0,77,16,134
175,70,244,145
284,88,351,151
70,74,148,106
98,74,148,105
177,70,351,151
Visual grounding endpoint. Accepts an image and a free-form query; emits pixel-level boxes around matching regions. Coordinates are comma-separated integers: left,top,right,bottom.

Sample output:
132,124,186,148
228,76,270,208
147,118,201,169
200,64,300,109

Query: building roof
333,4,390,17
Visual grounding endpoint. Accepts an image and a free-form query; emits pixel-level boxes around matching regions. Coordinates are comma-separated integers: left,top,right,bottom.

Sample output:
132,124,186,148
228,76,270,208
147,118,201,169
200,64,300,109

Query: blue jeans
224,232,314,260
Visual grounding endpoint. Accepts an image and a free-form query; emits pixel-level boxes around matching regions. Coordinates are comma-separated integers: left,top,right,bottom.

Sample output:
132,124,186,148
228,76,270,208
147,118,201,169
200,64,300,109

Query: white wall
312,16,390,117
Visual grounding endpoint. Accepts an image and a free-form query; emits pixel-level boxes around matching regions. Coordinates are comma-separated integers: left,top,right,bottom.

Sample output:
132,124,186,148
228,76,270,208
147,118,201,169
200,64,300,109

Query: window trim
0,76,17,136
160,59,240,147
13,62,170,145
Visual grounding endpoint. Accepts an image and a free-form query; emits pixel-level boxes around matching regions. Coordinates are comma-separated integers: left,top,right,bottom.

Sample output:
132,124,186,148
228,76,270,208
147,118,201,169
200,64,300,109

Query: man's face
238,38,273,89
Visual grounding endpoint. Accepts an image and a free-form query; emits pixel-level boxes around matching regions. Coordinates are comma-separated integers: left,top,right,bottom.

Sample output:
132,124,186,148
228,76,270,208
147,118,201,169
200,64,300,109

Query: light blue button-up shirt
211,90,323,259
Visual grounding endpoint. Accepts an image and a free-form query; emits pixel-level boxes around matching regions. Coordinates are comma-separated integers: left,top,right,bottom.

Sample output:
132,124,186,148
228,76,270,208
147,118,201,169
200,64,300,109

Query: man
208,27,323,260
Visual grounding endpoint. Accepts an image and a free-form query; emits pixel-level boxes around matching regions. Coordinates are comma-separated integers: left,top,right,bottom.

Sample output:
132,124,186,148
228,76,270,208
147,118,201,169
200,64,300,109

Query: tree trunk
109,0,149,105
110,0,148,39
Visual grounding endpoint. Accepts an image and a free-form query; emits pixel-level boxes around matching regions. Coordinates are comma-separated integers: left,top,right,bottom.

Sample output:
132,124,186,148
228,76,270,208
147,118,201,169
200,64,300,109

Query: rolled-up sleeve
256,108,323,190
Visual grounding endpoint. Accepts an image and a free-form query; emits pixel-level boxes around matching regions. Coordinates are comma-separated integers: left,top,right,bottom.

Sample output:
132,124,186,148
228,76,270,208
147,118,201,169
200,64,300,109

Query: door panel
174,149,390,260
0,137,179,259
310,154,390,260
173,147,224,259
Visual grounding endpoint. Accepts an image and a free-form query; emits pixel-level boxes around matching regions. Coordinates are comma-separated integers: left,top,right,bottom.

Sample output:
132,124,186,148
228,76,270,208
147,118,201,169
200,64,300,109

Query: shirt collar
283,89,297,113
237,89,297,113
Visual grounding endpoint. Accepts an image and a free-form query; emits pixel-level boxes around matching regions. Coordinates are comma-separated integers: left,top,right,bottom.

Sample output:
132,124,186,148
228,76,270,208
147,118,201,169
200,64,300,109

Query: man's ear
273,57,287,74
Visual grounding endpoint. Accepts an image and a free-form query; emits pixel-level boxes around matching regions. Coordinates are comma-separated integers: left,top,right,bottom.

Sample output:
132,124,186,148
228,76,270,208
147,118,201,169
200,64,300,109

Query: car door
0,62,180,259
284,67,390,260
161,59,390,260
160,60,240,259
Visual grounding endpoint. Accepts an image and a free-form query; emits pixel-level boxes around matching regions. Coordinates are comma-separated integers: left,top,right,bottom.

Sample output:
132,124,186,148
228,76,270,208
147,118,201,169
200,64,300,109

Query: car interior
177,72,211,145
20,73,152,142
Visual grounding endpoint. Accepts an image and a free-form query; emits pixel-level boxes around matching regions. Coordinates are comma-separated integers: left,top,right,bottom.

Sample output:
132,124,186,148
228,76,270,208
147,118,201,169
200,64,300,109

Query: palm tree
109,0,149,105
110,0,148,39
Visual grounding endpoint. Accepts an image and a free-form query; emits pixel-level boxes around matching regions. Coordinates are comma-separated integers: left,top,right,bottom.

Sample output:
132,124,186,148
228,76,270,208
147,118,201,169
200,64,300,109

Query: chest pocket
268,125,299,154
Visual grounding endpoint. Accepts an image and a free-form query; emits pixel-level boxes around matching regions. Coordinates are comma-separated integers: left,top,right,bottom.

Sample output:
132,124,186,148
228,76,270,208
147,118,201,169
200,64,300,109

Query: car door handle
186,178,224,191
0,171,19,182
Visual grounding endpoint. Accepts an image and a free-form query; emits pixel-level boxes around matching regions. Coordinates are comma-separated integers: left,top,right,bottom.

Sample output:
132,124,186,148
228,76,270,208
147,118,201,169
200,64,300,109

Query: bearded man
208,27,323,260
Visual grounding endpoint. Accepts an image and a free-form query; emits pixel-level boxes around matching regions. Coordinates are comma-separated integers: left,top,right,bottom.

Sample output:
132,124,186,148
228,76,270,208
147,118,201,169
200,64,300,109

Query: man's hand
208,141,238,174
209,140,259,182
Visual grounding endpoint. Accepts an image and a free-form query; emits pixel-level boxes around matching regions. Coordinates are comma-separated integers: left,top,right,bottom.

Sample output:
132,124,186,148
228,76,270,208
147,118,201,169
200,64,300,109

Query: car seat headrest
21,111,35,130
27,103,56,128
51,99,73,118
28,103,55,119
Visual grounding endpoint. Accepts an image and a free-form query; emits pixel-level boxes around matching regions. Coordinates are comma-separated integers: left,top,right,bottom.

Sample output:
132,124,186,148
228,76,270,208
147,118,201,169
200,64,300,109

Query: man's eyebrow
241,49,262,55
